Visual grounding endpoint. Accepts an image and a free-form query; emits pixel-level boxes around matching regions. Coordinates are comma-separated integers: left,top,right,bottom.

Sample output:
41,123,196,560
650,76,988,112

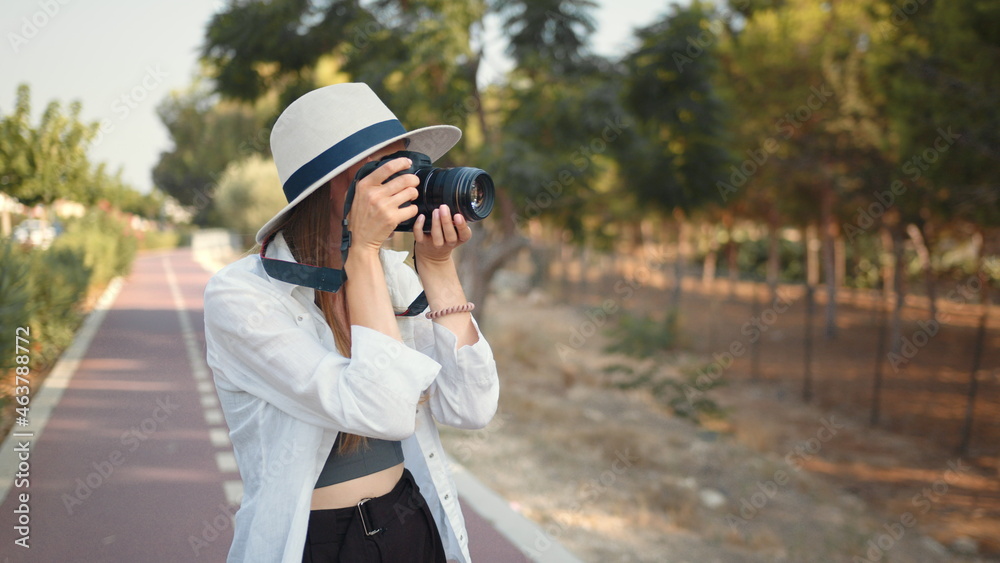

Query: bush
1,208,140,437
51,209,137,288
0,240,33,369
214,155,286,244
603,310,679,359
28,245,91,366
602,309,724,423
138,228,182,251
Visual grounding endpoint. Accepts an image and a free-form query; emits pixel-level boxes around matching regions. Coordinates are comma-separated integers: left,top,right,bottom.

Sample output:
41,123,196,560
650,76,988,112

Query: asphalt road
0,248,536,562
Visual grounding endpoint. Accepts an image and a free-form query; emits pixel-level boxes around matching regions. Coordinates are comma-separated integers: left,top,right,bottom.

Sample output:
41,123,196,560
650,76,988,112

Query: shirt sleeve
422,317,500,429
385,256,500,430
203,267,441,439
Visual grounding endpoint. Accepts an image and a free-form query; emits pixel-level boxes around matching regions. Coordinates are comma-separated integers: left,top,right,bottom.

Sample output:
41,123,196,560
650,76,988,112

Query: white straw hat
255,83,462,243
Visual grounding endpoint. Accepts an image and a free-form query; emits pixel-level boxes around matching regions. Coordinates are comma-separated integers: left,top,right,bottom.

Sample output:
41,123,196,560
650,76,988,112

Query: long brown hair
279,170,367,454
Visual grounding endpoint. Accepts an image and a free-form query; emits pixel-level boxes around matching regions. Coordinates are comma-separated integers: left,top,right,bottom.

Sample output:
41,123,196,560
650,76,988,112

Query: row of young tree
1,84,167,221
152,0,999,334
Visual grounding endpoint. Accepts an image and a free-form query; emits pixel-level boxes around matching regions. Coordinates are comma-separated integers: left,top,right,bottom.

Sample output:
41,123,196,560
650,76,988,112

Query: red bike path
0,248,549,562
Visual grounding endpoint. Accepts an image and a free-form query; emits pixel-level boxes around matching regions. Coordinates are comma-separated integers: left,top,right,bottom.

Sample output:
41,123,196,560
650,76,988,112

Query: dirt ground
439,269,1000,562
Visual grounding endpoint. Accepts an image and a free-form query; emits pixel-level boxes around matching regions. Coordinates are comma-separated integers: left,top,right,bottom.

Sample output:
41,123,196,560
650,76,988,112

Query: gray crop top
315,433,404,489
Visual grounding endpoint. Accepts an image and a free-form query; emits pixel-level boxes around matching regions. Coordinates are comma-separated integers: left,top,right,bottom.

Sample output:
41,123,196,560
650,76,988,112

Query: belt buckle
357,497,383,536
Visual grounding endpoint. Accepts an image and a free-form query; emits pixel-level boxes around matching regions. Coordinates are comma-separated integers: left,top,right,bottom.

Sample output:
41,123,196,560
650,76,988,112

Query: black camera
355,150,495,232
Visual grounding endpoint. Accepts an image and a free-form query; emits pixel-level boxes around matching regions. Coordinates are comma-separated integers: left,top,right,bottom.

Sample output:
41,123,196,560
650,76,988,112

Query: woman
203,83,499,563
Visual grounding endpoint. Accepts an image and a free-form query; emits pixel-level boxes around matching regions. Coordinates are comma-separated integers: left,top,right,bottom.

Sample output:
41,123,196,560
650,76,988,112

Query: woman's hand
413,204,473,266
413,204,479,348
348,156,420,253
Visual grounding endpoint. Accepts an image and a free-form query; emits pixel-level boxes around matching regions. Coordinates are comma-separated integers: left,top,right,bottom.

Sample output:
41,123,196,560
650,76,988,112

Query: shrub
2,208,139,436
138,228,182,251
604,310,679,359
28,245,91,366
51,209,137,288
0,240,33,368
603,309,724,423
214,155,286,244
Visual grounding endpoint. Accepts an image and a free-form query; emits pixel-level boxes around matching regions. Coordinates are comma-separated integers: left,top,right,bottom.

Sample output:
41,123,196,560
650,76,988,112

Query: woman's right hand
347,156,420,253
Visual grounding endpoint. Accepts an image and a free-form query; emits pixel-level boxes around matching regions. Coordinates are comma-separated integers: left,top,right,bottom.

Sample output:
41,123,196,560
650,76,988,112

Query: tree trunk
468,51,496,149
835,235,846,290
906,223,937,322
579,244,592,294
727,224,739,300
702,222,718,289
971,229,985,300
803,284,815,402
958,307,988,454
559,238,573,301
454,62,530,322
457,225,529,323
527,233,551,290
870,291,888,426
750,285,762,381
889,228,907,356
766,212,781,303
806,224,821,287
821,189,838,339
671,209,691,313
879,227,895,306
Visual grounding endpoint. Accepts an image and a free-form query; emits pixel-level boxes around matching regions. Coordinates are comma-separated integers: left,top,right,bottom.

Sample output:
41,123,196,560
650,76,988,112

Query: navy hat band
281,118,407,202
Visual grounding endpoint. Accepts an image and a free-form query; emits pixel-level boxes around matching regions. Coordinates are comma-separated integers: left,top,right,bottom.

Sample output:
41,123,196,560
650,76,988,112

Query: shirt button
296,315,304,322
444,494,450,500
428,452,435,459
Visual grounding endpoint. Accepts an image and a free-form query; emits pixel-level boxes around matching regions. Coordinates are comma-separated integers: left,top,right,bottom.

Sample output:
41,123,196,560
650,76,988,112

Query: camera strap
259,170,428,317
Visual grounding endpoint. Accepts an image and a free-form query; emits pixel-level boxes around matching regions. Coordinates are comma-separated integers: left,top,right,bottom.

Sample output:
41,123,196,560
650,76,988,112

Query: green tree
1,84,162,225
152,85,267,224
858,0,1000,347
0,84,94,206
199,0,618,316
621,1,733,312
494,0,597,76
214,154,287,244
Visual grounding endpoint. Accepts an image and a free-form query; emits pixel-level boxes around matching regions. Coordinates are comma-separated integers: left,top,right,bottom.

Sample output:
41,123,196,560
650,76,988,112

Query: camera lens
469,174,492,216
390,156,495,232
425,167,495,223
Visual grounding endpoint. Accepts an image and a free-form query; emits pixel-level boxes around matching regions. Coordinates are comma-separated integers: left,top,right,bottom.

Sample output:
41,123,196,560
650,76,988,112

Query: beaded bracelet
425,302,475,320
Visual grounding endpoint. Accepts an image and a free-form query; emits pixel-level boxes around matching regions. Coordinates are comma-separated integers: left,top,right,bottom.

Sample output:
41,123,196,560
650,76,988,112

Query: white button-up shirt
203,232,499,562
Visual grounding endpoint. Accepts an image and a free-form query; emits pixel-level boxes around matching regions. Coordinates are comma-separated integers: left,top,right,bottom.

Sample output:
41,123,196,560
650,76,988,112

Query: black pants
302,468,447,563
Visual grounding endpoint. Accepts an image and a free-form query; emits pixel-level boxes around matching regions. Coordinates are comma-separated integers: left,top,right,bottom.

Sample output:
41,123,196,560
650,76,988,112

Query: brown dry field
440,258,1000,562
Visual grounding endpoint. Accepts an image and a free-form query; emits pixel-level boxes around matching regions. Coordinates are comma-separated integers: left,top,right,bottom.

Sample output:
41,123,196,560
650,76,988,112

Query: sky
1,0,674,195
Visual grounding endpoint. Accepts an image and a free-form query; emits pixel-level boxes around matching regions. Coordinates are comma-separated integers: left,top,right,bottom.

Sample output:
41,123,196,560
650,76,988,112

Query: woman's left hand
413,204,473,265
